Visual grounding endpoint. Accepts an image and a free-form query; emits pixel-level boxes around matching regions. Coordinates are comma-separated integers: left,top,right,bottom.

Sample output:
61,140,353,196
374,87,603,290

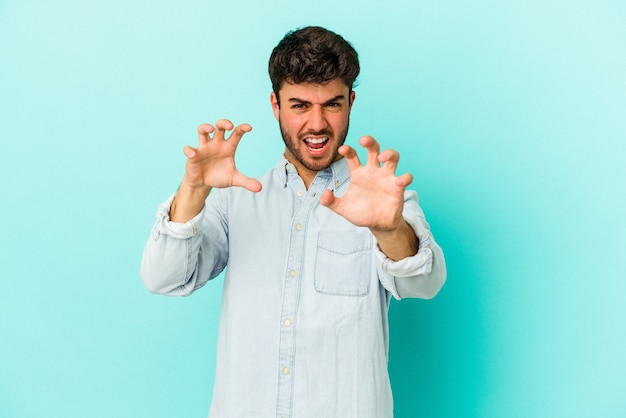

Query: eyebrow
287,95,346,105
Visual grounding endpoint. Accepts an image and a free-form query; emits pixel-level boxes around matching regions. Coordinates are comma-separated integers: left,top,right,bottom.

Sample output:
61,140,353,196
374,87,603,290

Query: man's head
268,26,360,104
269,27,360,183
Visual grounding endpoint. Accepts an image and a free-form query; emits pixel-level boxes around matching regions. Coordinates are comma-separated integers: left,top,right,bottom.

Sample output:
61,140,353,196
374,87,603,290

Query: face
271,79,356,181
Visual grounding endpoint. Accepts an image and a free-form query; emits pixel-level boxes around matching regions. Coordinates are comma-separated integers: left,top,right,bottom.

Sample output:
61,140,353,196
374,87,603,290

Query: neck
284,156,317,190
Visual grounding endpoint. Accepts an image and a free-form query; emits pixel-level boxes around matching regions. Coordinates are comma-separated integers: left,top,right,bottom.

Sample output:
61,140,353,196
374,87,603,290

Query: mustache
298,129,333,140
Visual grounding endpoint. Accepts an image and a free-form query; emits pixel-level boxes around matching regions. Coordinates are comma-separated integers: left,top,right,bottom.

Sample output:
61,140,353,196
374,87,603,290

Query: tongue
308,141,325,150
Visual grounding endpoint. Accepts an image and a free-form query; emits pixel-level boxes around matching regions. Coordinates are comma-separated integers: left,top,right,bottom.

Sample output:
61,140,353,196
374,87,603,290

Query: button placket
276,170,332,418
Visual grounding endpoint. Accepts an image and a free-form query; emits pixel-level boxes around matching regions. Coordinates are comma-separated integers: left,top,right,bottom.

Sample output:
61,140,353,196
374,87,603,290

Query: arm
375,190,446,299
320,135,446,299
140,119,259,295
140,194,227,296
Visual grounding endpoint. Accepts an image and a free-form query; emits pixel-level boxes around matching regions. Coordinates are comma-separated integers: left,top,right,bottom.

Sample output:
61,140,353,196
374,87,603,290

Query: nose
308,105,328,132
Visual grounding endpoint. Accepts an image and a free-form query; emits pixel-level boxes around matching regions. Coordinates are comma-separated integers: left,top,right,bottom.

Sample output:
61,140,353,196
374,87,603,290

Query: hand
182,119,262,192
320,135,412,232
320,135,418,260
170,119,261,223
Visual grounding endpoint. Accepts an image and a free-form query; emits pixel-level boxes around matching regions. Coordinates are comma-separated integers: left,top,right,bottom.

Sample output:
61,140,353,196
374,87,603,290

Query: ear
270,92,280,120
349,90,356,109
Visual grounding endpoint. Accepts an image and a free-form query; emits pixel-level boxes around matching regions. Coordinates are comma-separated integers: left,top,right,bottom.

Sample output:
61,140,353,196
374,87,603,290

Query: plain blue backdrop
1,0,625,417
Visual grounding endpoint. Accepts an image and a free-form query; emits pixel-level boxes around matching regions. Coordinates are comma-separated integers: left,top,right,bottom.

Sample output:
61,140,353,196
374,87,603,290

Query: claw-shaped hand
171,119,261,223
320,135,418,260
183,119,262,193
320,135,411,231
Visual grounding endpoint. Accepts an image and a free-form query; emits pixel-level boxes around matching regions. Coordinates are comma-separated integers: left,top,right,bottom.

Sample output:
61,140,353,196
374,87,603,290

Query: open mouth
304,136,330,154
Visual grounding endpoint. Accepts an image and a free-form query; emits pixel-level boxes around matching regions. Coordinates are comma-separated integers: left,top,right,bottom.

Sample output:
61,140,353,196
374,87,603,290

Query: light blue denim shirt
141,156,446,418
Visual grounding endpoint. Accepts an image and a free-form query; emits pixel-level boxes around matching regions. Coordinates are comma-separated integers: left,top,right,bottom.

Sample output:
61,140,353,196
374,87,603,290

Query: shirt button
286,165,291,171
297,191,303,197
289,270,296,278
335,181,340,188
283,367,290,375
295,224,302,231
284,318,292,327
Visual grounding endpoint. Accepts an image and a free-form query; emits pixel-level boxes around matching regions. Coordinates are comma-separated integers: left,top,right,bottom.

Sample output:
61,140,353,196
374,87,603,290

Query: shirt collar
275,155,350,190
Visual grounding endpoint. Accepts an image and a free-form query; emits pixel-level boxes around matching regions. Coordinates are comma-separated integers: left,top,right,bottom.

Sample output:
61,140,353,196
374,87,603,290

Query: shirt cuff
374,233,433,277
152,194,205,240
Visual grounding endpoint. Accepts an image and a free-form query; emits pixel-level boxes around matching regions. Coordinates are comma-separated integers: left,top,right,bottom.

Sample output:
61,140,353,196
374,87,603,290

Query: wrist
170,181,212,223
371,220,418,261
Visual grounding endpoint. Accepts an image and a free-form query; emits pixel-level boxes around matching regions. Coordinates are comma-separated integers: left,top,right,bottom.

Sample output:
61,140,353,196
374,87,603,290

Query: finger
359,135,381,167
183,145,197,159
233,173,263,193
226,123,253,147
395,172,414,188
213,119,234,141
338,145,362,171
197,124,215,144
378,149,400,173
319,189,338,208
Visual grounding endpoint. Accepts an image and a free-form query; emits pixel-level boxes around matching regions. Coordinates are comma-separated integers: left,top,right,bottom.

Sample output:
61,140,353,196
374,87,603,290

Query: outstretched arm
319,135,417,261
170,119,262,223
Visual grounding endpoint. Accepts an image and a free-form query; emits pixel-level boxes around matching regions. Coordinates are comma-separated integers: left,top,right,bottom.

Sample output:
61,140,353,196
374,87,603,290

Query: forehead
279,79,350,101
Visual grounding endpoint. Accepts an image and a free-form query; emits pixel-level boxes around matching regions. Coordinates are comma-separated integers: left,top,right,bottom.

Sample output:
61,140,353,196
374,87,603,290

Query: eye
291,103,308,111
325,102,342,111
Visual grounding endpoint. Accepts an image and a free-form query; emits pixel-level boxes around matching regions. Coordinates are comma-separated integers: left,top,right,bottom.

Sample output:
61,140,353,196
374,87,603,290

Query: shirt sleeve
375,190,447,300
139,192,229,296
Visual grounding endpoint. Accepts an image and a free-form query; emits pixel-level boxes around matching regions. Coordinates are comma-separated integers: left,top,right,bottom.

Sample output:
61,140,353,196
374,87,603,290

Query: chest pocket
314,231,372,296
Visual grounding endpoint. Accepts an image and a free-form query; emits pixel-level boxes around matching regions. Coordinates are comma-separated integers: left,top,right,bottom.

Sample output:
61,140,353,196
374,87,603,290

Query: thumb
233,173,262,193
319,189,337,208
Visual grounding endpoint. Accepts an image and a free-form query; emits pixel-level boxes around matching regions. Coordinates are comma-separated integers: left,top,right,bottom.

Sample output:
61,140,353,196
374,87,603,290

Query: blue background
1,0,625,417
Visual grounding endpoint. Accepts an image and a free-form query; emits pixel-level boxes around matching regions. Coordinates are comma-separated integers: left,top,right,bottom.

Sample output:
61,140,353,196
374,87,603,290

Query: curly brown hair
268,26,360,102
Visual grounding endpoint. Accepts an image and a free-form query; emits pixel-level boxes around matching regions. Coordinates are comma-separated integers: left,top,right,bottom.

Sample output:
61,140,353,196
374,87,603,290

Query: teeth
305,137,328,144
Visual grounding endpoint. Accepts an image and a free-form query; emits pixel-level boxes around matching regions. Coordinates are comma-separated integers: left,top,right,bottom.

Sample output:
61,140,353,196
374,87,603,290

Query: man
141,26,446,418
